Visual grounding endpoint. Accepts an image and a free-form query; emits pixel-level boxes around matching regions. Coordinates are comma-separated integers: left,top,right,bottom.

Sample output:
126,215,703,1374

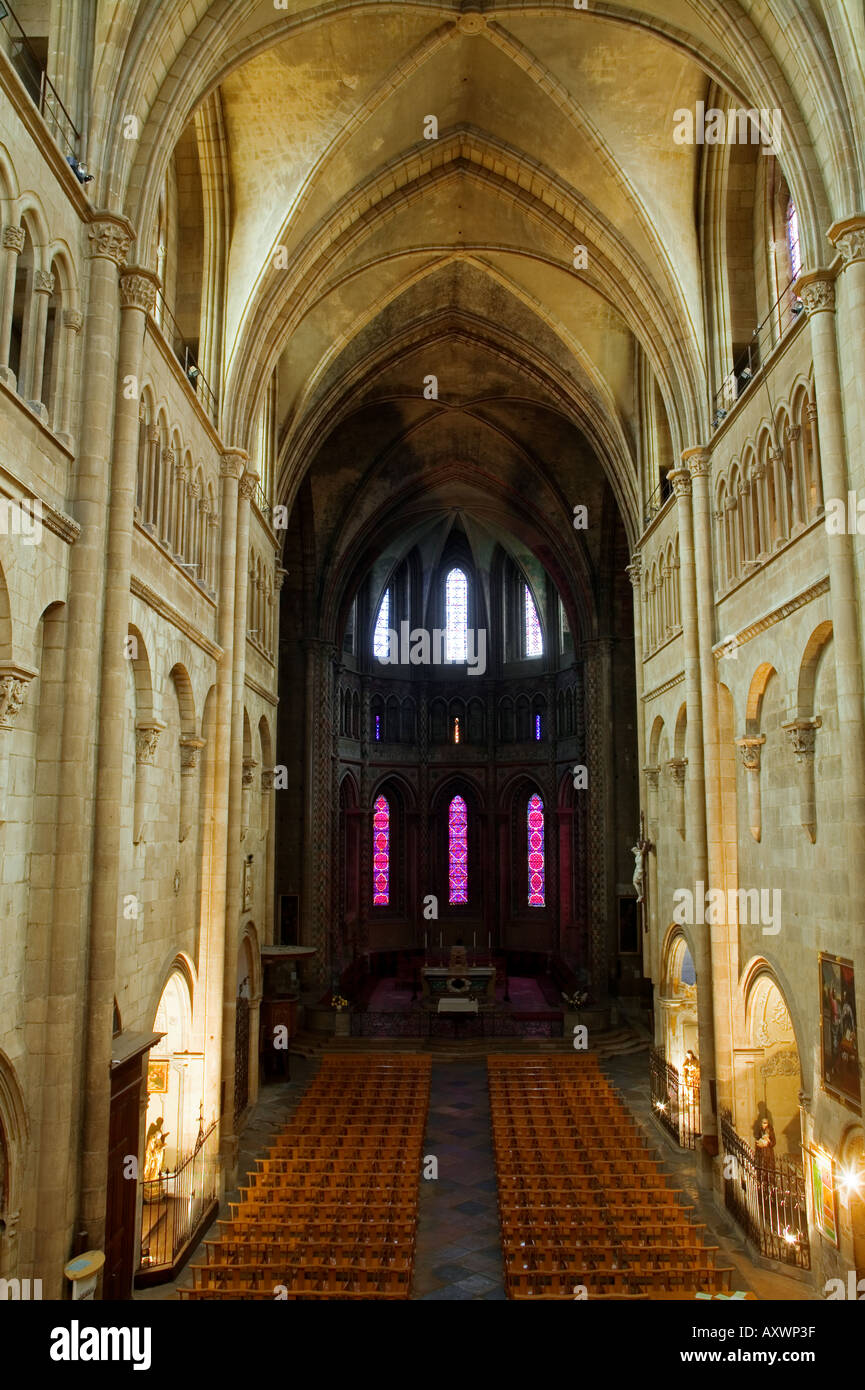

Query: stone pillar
781,717,822,843
132,719,165,844
751,461,770,560
197,449,244,1138
24,269,54,411
0,224,24,382
302,638,338,986
219,464,257,1176
666,757,687,839
668,464,717,1154
33,215,134,1295
179,735,206,843
262,768,277,945
54,307,83,442
643,765,661,989
786,426,805,532
735,736,766,842
79,259,159,1258
798,263,865,1117
0,664,38,822
241,756,258,840
626,558,649,973
583,638,615,998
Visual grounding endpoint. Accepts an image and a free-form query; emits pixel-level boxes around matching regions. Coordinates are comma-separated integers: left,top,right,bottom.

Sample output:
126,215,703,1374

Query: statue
143,1117,169,1182
682,1049,700,1097
755,1117,776,1181
631,837,650,903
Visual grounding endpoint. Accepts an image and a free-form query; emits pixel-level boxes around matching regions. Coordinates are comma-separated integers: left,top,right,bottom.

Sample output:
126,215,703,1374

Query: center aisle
412,1062,506,1300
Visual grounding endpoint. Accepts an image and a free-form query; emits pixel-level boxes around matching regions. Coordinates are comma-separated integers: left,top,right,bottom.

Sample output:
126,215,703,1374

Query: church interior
1,0,865,1313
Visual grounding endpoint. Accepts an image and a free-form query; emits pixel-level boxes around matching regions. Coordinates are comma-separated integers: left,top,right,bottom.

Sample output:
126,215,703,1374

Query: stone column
24,269,54,412
262,768,276,945
668,464,717,1155
219,465,257,1176
786,426,805,533
78,260,159,1257
583,638,615,998
781,718,822,843
0,664,38,822
53,307,83,442
643,765,661,988
735,736,766,842
179,734,206,843
751,461,770,560
666,757,687,839
0,224,24,382
302,638,338,986
626,558,649,974
241,756,258,840
197,449,244,1138
34,215,134,1295
798,263,865,1117
132,719,165,844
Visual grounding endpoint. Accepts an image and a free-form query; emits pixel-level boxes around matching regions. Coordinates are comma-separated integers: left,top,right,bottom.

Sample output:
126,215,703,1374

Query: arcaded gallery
0,0,864,1334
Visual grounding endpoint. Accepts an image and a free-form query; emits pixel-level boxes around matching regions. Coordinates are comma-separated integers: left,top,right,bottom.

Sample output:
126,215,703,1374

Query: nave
152,1052,813,1303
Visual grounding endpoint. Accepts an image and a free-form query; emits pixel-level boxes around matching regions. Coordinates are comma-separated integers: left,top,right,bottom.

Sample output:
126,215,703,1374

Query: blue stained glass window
448,795,468,904
535,714,542,741
373,795,390,905
527,794,545,907
375,714,381,742
525,585,543,657
373,589,390,660
445,568,468,663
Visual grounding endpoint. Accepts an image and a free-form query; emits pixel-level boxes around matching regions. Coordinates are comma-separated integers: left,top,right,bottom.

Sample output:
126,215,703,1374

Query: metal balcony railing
0,2,80,158
712,276,804,429
152,289,218,421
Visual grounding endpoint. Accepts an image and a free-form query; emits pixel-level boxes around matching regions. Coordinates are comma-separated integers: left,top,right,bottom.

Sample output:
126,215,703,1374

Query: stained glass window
525,585,543,657
453,717,461,744
445,568,468,662
373,795,390,905
375,713,381,742
786,199,802,282
448,795,468,904
527,794,545,907
373,589,390,660
535,713,542,741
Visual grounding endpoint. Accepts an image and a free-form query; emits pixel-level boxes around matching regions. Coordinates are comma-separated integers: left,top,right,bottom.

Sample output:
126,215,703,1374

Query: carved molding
735,735,766,773
796,272,835,316
179,735,205,775
666,757,687,786
669,467,691,498
87,219,134,265
130,576,221,660
135,720,165,765
641,670,685,703
2,225,24,253
683,447,711,479
119,267,158,314
244,672,278,705
62,309,83,333
239,470,261,503
626,556,642,588
782,716,822,763
0,664,38,728
33,270,55,296
220,450,248,480
712,576,829,659
828,215,865,267
643,764,660,791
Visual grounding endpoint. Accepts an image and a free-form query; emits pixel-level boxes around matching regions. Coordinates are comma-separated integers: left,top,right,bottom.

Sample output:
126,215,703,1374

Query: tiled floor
413,1063,506,1300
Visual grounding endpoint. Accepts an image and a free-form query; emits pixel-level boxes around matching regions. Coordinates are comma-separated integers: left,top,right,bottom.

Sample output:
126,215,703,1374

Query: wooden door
103,1058,144,1300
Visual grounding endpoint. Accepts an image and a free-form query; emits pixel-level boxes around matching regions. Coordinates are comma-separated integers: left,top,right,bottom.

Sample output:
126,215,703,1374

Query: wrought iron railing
138,1120,220,1275
712,275,804,427
644,471,674,528
0,2,81,157
151,289,218,421
650,1047,700,1150
720,1112,810,1269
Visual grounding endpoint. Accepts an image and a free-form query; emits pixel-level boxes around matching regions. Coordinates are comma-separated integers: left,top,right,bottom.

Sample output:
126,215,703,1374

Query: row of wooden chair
182,1055,430,1300
488,1055,735,1301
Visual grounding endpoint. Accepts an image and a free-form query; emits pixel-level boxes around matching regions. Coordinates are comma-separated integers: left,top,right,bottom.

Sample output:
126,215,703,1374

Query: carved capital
643,764,660,790
666,757,687,787
828,216,865,267
626,556,642,588
795,271,835,316
119,266,159,314
0,663,38,728
806,402,818,425
781,717,822,763
735,734,766,773
135,720,166,765
2,224,24,254
33,269,55,296
751,460,766,482
668,467,691,499
62,308,83,333
239,470,261,503
274,565,287,591
87,218,134,265
162,447,176,470
242,756,259,789
683,447,711,479
261,768,275,793
220,449,248,480
179,734,205,775
737,480,750,498
786,425,801,445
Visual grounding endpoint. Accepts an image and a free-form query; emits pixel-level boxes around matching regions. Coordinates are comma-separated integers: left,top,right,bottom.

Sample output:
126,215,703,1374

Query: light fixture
838,1165,863,1197
66,155,93,185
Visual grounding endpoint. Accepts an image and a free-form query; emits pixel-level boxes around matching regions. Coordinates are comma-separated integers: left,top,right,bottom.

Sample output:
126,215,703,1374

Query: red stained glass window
373,795,390,905
528,793,545,906
448,795,468,904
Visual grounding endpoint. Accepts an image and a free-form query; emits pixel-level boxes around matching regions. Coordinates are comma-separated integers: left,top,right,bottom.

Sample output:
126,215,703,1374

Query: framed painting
820,954,860,1109
808,1147,838,1247
147,1059,169,1095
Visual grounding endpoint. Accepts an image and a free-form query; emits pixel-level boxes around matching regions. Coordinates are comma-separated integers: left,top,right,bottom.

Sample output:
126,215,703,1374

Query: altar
420,966,496,1005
